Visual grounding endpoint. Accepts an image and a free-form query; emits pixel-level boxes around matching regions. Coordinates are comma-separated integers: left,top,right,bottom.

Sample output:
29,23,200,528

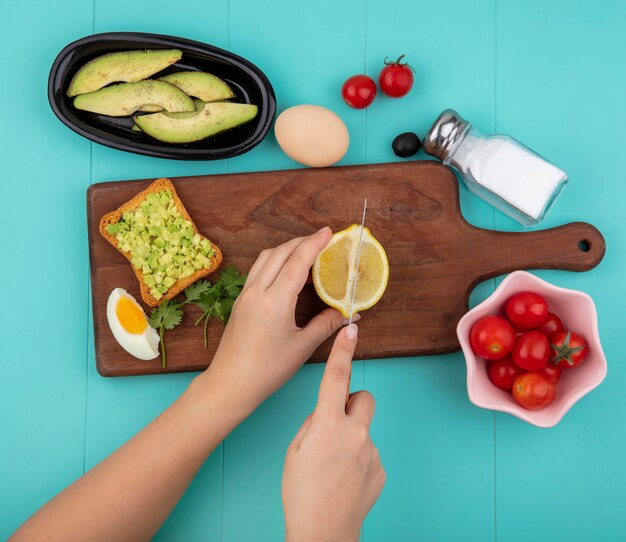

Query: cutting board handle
474,222,606,281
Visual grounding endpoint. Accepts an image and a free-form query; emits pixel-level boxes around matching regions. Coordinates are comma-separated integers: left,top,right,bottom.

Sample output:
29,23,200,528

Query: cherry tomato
512,373,556,410
538,364,562,384
341,74,377,109
470,316,515,360
505,291,548,330
378,55,414,98
488,356,523,390
550,330,588,369
512,331,550,371
537,312,564,339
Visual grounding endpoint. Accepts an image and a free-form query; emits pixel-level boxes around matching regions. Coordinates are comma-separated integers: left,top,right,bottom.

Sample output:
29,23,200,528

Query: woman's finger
271,227,332,297
346,390,376,428
245,247,272,284
299,309,359,354
290,413,314,449
251,236,306,289
315,324,358,415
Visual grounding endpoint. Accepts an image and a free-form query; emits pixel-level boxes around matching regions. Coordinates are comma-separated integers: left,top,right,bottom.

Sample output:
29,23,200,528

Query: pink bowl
457,271,607,428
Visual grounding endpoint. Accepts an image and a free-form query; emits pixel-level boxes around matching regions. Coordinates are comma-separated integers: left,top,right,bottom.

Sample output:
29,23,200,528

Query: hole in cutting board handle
578,239,591,252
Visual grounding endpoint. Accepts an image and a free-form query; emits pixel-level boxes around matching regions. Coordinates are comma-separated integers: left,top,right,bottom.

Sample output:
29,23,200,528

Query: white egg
274,104,349,167
106,288,160,360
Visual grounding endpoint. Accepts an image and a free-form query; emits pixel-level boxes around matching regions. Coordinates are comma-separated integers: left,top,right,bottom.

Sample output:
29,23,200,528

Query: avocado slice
134,101,258,143
73,80,195,117
192,98,207,111
158,98,207,119
67,49,182,97
137,96,205,114
137,91,207,114
137,104,165,112
159,72,235,102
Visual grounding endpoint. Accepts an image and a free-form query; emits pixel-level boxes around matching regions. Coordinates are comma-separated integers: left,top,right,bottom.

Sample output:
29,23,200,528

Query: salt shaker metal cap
423,109,471,163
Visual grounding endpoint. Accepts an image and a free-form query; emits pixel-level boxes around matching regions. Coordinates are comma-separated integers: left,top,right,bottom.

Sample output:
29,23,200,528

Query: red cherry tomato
505,291,548,330
378,55,414,98
550,330,588,369
538,364,562,384
512,331,550,371
470,316,515,360
341,74,377,109
512,373,556,410
488,357,523,390
537,312,564,339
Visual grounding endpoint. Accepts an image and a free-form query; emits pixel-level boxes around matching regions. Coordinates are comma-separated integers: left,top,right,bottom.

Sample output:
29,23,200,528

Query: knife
345,198,367,409
348,198,368,324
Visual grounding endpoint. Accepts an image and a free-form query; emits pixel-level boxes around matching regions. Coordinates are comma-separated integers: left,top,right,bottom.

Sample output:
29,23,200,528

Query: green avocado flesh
67,49,182,97
156,98,207,119
134,102,258,144
73,80,195,117
105,189,215,301
159,71,235,102
137,104,164,112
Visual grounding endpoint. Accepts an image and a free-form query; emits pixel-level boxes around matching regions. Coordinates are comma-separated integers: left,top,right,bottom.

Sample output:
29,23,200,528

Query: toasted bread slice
99,178,222,307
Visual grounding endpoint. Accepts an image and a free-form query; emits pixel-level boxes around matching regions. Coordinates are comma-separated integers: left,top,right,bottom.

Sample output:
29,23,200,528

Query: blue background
1,0,625,540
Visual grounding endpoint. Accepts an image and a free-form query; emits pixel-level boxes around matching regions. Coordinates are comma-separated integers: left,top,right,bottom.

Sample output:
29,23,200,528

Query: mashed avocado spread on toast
106,189,215,301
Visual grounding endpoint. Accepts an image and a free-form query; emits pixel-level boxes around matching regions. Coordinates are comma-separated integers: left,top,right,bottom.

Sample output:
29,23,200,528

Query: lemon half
313,225,389,318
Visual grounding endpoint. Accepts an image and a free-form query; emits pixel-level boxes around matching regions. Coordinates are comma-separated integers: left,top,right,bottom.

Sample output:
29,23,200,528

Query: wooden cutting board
87,162,605,376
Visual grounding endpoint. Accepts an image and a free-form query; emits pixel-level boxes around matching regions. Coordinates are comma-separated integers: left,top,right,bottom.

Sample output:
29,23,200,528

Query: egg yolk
116,296,147,334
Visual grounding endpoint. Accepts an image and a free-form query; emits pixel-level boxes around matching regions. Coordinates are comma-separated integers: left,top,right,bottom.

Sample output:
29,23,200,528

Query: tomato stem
384,54,416,73
551,330,585,367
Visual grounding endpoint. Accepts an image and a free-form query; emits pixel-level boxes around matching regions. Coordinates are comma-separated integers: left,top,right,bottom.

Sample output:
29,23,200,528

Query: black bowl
48,32,276,160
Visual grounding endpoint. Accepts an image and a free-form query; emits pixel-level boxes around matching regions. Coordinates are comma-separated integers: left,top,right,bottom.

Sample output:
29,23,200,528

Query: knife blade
344,198,367,410
347,198,368,325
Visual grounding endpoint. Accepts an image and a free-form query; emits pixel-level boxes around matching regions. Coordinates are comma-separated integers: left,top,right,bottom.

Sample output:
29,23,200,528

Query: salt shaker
423,109,568,227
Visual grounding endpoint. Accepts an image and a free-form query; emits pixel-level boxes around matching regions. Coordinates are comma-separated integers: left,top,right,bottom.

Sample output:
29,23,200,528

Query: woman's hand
201,227,352,417
10,231,355,542
282,324,385,542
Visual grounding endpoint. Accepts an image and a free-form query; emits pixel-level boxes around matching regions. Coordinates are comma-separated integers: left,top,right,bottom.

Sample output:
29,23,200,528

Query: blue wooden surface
1,0,625,540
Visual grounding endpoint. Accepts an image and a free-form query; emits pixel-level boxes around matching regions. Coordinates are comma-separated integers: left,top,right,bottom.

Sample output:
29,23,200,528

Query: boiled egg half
106,288,160,360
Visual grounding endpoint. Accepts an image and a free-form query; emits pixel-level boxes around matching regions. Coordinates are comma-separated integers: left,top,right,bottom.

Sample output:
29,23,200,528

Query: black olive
392,132,422,158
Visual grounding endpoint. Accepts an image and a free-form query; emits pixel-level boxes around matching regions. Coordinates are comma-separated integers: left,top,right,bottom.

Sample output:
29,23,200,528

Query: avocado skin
73,80,195,117
135,102,258,144
159,71,235,102
67,49,182,97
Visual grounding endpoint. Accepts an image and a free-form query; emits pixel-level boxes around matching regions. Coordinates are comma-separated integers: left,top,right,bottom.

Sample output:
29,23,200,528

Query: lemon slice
313,225,389,318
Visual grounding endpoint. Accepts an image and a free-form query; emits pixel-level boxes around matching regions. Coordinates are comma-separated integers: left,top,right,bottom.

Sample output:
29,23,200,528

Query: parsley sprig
148,300,184,369
148,266,246,368
187,267,246,347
